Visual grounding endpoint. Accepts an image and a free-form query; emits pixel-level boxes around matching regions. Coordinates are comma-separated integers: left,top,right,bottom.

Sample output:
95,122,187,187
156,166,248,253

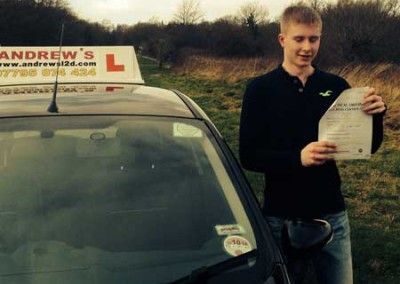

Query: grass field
139,56,400,283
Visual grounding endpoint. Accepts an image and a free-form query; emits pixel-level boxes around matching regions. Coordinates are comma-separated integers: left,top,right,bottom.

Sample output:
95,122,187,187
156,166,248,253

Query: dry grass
174,55,400,131
174,55,279,83
331,63,400,132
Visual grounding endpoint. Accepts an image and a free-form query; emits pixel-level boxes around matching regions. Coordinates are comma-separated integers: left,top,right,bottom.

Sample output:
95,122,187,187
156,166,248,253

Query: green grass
139,56,400,283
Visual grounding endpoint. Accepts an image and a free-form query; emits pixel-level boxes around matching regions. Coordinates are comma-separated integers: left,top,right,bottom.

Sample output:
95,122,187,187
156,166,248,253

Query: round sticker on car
223,235,252,257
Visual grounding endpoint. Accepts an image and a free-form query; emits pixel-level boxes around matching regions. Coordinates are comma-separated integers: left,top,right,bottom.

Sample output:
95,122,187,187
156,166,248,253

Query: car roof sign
0,46,144,86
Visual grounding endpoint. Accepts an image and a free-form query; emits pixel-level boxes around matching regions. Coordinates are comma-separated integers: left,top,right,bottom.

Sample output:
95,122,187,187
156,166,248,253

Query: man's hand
362,87,386,115
301,141,337,167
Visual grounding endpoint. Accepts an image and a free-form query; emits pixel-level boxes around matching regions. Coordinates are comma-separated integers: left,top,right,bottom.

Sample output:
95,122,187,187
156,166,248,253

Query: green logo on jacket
319,90,333,97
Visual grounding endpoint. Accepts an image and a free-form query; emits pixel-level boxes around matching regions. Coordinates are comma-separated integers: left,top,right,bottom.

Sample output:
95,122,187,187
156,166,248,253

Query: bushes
317,0,400,67
128,0,400,68
0,0,399,68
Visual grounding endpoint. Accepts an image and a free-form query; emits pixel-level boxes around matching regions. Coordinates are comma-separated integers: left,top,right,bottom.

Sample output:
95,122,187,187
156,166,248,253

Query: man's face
279,22,321,69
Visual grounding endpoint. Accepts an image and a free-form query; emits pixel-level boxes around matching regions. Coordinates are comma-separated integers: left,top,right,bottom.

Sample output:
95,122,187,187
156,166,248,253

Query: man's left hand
362,87,386,115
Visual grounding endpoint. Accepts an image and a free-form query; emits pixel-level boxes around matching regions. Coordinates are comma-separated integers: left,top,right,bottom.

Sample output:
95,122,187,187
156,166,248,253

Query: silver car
0,83,290,283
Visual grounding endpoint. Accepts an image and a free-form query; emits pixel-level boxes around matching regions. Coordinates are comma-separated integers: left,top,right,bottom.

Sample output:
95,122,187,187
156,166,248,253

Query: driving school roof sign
0,46,144,85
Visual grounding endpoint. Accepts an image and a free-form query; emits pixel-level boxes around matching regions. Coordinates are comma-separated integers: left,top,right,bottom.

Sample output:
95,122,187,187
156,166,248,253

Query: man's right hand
301,141,337,167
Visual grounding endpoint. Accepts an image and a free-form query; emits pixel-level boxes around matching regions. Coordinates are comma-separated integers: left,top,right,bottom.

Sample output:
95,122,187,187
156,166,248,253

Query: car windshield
0,115,257,283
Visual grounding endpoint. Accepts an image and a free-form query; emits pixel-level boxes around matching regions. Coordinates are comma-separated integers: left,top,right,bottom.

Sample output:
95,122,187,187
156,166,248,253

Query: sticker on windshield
173,123,202,138
223,235,252,257
215,224,245,236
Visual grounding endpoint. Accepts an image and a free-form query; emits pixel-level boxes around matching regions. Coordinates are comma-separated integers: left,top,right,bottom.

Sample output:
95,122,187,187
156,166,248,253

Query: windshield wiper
170,249,257,284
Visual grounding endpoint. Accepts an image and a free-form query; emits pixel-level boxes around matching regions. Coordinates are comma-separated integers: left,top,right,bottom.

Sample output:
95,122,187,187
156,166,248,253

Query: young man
239,4,386,284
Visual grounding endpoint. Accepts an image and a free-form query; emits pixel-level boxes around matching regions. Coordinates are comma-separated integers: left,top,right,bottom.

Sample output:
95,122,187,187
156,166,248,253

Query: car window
0,116,257,283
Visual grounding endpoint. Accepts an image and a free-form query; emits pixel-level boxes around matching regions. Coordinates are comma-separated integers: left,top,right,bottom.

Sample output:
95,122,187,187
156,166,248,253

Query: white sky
67,0,311,25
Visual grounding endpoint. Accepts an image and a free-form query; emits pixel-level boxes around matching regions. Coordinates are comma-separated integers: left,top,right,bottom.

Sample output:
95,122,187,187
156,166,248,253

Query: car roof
0,84,195,119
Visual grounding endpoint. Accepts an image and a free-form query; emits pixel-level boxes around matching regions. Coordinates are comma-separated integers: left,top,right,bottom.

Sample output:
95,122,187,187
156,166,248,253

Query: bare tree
148,16,164,25
308,0,328,11
101,19,114,33
35,0,68,8
173,0,204,25
238,0,269,25
382,0,400,16
237,0,269,37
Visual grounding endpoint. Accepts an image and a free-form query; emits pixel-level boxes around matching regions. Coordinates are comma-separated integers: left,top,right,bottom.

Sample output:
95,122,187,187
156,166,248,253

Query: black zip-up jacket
239,66,384,218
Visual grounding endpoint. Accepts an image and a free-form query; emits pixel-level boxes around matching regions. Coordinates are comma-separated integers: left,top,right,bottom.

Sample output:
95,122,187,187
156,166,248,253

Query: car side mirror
281,219,333,255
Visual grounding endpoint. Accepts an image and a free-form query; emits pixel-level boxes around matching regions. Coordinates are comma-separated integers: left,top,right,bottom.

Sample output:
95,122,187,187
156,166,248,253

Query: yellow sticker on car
215,224,246,236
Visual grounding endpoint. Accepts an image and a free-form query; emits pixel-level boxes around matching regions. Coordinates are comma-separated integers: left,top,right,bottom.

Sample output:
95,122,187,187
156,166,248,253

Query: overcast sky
67,0,305,25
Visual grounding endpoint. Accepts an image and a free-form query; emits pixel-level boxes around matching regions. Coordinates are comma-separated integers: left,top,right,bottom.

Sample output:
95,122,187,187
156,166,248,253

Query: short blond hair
280,4,322,33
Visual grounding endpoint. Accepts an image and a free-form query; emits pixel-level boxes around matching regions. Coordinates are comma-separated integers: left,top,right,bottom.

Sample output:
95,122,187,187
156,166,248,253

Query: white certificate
318,87,372,160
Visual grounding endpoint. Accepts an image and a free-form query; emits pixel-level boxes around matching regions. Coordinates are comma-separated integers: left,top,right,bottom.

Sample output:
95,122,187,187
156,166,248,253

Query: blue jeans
265,211,353,284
